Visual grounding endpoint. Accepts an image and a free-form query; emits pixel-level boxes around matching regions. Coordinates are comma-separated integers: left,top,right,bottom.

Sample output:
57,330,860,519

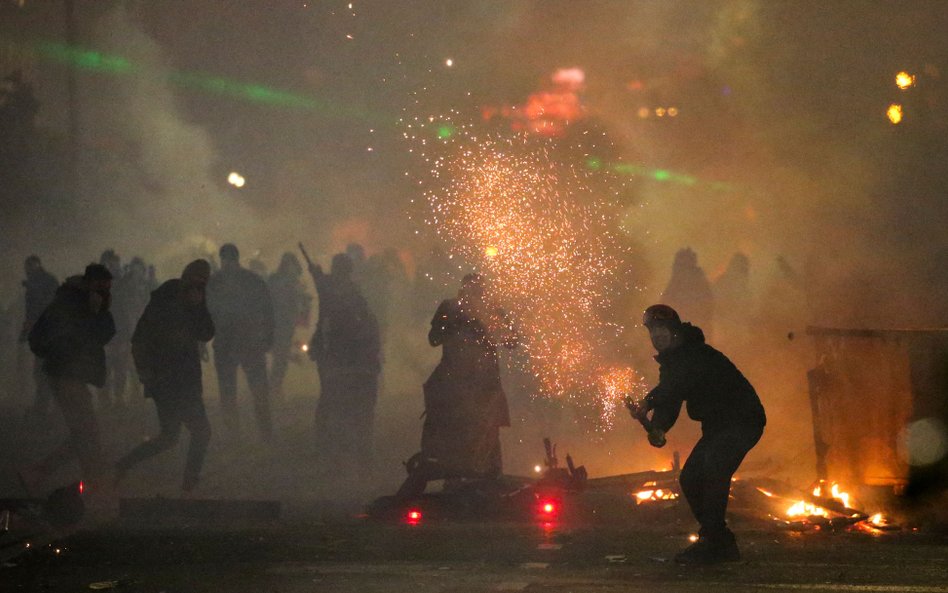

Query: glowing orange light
895,71,915,90
484,245,499,258
887,103,903,124
786,500,829,518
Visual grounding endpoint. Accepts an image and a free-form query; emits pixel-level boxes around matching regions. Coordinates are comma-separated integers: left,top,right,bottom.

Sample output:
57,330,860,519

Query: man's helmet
643,304,681,328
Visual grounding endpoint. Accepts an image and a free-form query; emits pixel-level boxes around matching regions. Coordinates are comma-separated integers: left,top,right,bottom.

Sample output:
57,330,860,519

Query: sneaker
674,533,741,564
674,538,713,564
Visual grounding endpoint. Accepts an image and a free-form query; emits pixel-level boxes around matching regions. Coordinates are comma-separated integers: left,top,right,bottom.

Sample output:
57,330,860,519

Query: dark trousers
679,424,763,539
214,342,272,439
33,378,105,489
101,341,130,407
116,395,211,483
314,368,378,472
269,344,291,396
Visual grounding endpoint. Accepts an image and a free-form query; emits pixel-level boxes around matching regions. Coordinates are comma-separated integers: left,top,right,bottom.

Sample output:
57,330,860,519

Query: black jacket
28,280,116,387
207,267,274,351
647,323,765,434
132,279,215,400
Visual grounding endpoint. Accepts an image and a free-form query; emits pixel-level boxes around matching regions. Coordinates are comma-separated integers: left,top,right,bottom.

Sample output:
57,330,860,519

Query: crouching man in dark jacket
629,304,765,564
115,260,215,492
25,264,115,498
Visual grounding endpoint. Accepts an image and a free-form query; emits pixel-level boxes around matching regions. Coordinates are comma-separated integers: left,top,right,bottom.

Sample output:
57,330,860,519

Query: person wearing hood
23,263,116,497
628,304,765,564
115,260,215,492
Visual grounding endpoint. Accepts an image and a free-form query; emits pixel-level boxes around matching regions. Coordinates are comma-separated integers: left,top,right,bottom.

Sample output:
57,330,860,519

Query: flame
633,483,679,504
895,71,915,90
887,103,903,124
787,500,829,518
813,481,853,509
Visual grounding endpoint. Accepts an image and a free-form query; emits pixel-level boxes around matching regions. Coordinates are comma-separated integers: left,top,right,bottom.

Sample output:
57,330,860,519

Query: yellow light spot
445,58,454,67
689,534,699,543
484,245,499,257
227,172,246,188
667,107,678,117
534,464,542,473
895,71,915,90
887,103,903,124
655,107,666,117
637,107,650,119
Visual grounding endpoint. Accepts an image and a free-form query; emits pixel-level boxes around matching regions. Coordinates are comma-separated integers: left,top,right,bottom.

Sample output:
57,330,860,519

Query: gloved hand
647,428,667,448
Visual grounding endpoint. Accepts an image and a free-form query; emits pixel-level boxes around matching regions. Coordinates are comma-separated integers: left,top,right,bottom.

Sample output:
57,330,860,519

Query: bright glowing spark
895,71,915,90
887,103,903,124
445,58,454,67
227,171,246,188
406,119,647,426
534,464,543,473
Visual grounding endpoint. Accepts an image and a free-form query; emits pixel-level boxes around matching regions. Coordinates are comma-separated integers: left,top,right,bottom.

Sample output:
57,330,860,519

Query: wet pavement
3,517,947,592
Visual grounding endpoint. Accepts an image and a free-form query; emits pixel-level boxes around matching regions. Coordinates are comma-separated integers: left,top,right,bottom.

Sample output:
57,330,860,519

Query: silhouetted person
712,252,752,342
628,305,765,564
397,274,517,498
661,248,714,338
23,264,116,500
268,252,307,399
118,257,155,400
98,249,129,410
115,260,214,492
207,244,274,440
306,253,381,473
20,255,58,420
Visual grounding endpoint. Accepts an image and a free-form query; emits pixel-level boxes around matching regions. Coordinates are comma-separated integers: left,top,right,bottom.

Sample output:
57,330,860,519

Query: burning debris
632,481,679,505
751,480,898,533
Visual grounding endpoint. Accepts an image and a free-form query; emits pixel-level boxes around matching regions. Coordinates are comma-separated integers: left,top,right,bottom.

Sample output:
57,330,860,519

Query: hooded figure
630,304,765,565
306,252,381,475
23,264,115,501
116,260,215,491
396,273,518,499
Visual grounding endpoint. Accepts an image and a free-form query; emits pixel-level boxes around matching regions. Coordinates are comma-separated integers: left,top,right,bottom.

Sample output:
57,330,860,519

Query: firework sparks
406,116,646,425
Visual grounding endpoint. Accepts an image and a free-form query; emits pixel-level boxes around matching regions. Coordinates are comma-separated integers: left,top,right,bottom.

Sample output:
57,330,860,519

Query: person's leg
214,342,239,433
115,397,183,480
269,345,290,399
695,427,763,540
180,398,211,491
242,349,272,441
40,379,108,496
678,436,707,527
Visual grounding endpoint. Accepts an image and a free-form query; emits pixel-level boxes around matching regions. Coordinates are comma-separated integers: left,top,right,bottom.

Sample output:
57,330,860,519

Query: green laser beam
15,37,391,125
589,157,733,191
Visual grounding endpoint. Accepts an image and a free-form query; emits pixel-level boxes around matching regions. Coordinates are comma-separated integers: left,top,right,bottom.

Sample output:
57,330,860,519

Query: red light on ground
78,482,84,494
405,509,422,524
538,499,558,518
